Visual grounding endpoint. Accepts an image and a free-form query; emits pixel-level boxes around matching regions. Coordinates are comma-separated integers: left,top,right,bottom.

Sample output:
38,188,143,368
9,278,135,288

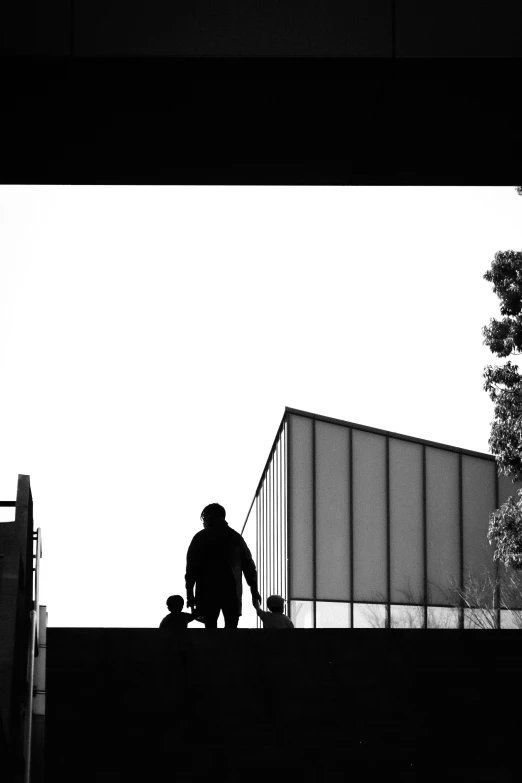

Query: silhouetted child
159,595,203,631
254,594,294,628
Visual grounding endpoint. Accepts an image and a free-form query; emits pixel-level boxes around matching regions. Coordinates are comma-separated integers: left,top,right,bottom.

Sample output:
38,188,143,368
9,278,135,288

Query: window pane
390,604,424,629
427,607,459,629
389,439,423,604
426,448,460,606
353,603,387,628
353,431,387,602
500,565,522,611
501,609,522,629
290,600,313,628
289,414,314,600
464,607,497,629
316,421,350,601
316,601,350,628
462,456,496,581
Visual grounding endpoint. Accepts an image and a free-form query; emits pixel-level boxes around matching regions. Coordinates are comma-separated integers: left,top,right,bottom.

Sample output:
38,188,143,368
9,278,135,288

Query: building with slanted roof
242,407,522,630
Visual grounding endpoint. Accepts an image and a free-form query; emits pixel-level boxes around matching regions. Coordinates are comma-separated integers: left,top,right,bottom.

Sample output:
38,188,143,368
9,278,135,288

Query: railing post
24,526,42,783
24,610,36,783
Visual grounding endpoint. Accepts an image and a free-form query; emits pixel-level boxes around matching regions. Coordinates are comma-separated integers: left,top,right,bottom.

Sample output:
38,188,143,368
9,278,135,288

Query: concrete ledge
396,0,522,57
45,628,522,783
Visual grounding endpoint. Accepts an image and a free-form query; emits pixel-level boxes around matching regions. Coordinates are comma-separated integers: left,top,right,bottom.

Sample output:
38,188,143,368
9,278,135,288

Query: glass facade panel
463,608,497,629
353,603,387,628
315,421,350,601
427,606,459,628
426,447,460,606
501,609,522,629
291,600,313,628
289,414,314,600
462,456,496,579
352,430,387,602
390,604,424,628
316,601,350,628
499,564,522,611
389,439,423,604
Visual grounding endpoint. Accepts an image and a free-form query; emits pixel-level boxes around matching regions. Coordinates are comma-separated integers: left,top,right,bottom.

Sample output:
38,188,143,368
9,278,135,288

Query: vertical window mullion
263,477,266,610
269,457,273,600
386,436,391,629
275,442,278,596
287,415,292,623
312,417,317,629
279,433,282,598
349,428,354,630
284,423,287,610
423,445,428,629
256,495,259,628
459,453,464,630
495,465,500,629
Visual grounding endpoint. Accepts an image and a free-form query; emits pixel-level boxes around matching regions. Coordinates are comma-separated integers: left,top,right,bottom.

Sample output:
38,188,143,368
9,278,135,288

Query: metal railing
24,526,42,783
242,412,288,627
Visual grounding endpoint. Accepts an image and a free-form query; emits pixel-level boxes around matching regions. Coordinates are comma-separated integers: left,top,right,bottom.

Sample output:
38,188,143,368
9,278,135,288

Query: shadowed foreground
45,629,522,782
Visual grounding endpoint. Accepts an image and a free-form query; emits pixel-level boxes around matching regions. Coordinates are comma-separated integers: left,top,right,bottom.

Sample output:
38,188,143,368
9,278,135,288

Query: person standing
185,503,261,629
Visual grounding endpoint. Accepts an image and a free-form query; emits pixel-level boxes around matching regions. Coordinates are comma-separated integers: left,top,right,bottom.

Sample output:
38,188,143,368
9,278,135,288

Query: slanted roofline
242,406,497,534
285,406,495,462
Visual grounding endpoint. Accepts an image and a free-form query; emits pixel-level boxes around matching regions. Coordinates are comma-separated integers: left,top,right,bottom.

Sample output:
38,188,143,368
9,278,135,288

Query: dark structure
242,408,522,629
45,627,522,783
0,476,45,783
2,0,522,56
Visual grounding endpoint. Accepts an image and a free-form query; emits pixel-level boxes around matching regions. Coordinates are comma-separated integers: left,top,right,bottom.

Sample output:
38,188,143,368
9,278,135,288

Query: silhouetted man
185,503,261,629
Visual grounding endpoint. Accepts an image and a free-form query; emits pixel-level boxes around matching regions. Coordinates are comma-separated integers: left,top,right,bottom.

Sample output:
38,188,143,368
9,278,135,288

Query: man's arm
185,537,199,608
254,601,266,619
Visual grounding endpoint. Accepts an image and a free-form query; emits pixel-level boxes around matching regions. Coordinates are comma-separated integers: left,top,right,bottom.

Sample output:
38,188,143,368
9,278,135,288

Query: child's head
266,595,284,614
167,595,184,613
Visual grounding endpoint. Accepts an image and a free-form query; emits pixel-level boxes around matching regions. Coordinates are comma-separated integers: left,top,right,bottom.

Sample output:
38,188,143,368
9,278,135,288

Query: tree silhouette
483,187,522,568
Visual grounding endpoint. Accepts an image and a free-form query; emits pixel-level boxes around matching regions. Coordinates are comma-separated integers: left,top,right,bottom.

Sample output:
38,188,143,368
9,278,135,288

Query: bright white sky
0,186,520,628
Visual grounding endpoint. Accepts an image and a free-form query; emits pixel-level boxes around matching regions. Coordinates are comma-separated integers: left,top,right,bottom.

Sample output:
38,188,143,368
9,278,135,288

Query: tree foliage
484,187,522,568
488,494,522,569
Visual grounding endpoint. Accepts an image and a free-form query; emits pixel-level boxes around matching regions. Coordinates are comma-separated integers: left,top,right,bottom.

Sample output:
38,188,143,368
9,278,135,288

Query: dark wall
0,478,33,758
3,63,521,185
396,0,522,56
46,627,522,783
2,0,522,57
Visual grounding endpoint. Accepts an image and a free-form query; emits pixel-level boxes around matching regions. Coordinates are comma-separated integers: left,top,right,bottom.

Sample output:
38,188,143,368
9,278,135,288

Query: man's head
200,503,226,527
267,595,285,613
167,595,184,613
